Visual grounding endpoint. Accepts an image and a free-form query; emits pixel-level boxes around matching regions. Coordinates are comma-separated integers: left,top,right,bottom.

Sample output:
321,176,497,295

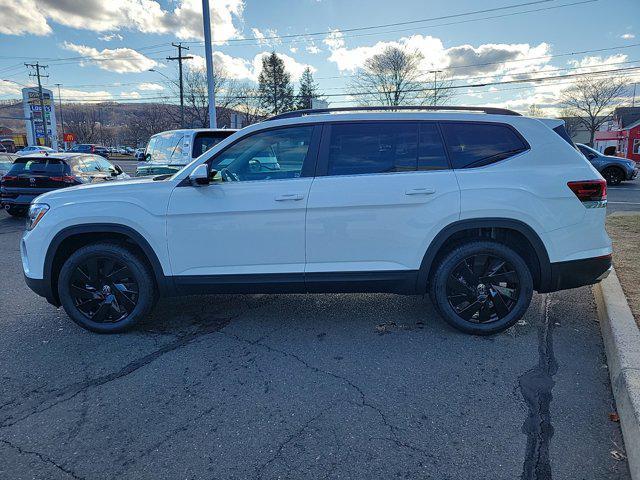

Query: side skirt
171,270,419,296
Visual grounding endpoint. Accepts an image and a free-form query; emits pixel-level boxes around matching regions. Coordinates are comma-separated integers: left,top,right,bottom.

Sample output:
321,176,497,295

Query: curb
594,268,640,479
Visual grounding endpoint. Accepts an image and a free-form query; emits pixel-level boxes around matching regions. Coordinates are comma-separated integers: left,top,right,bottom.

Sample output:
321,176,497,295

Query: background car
16,145,54,155
136,128,237,177
0,153,16,177
576,143,638,185
1,153,128,217
68,144,110,159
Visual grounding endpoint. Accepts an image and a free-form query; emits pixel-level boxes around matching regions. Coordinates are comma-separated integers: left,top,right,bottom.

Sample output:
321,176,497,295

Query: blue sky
0,0,638,113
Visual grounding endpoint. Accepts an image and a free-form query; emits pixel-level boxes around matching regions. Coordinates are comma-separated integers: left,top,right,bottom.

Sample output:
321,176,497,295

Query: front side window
327,122,417,176
418,123,449,170
633,139,640,154
210,126,313,182
440,122,528,169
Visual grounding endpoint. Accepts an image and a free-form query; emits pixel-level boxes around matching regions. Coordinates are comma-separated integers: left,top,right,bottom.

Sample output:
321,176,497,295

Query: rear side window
193,132,234,158
552,125,577,149
440,122,528,169
419,123,449,170
9,158,66,175
327,122,418,176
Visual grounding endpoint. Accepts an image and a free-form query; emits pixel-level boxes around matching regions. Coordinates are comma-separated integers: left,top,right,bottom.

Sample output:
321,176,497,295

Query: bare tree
232,83,267,126
560,75,628,145
180,63,237,128
559,107,581,139
64,106,101,143
349,46,454,107
527,104,544,117
126,103,179,146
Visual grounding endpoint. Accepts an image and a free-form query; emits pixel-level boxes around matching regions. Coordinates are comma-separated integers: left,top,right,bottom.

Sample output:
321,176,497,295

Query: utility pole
54,83,66,149
25,62,50,147
166,43,193,128
202,0,217,128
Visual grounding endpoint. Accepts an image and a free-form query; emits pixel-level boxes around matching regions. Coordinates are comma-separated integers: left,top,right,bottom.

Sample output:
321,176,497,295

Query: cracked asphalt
0,211,631,480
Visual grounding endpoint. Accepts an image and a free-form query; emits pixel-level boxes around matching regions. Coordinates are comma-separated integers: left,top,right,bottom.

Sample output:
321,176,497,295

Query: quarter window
440,122,528,169
210,126,314,182
327,122,418,176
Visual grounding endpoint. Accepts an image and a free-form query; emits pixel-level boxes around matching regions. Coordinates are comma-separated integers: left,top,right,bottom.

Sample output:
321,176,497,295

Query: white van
136,128,237,177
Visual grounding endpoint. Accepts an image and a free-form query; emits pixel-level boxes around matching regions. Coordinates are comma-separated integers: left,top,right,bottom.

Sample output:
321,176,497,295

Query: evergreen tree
296,67,321,110
258,52,294,115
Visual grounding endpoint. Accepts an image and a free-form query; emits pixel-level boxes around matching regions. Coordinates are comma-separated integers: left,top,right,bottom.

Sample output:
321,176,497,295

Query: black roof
613,107,640,128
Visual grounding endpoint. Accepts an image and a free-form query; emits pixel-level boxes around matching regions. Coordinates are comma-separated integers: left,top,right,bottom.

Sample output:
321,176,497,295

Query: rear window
9,158,66,175
327,122,418,176
192,131,235,158
440,122,528,169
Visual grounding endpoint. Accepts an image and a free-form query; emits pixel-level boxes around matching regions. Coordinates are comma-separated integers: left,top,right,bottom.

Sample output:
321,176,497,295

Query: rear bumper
540,254,612,293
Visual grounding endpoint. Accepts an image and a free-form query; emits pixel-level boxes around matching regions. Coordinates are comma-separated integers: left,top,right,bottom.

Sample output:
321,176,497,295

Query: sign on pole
22,87,58,151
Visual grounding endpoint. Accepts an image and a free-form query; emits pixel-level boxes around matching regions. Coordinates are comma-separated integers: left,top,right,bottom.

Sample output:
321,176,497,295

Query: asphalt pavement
607,178,640,214
0,205,632,478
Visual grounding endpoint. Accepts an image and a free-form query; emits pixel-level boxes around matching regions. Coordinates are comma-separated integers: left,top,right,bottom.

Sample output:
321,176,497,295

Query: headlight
26,203,49,230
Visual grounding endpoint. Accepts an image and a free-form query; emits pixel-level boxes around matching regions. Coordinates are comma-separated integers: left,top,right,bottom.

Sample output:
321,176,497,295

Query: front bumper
24,274,60,307
542,254,612,293
629,167,638,180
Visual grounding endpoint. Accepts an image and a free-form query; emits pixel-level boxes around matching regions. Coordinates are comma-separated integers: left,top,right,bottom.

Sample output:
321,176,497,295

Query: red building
594,107,640,163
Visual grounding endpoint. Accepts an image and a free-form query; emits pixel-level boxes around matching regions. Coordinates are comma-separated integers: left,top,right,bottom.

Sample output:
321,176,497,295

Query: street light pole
202,0,217,128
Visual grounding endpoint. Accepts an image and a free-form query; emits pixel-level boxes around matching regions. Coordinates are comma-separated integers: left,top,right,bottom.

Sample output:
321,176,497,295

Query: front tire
6,206,27,217
58,243,156,333
430,241,533,335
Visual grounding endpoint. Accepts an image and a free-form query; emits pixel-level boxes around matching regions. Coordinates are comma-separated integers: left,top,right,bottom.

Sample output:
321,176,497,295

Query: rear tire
58,243,157,333
602,167,623,186
430,241,533,335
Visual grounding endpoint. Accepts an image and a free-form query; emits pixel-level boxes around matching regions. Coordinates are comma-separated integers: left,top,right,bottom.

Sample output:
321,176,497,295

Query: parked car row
1,152,128,216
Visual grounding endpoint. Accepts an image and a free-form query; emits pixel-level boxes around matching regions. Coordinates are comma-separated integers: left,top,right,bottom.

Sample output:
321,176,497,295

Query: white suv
20,106,612,335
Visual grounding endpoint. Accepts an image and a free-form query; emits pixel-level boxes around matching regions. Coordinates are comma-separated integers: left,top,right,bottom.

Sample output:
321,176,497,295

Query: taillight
1,175,17,181
567,179,607,207
50,175,78,184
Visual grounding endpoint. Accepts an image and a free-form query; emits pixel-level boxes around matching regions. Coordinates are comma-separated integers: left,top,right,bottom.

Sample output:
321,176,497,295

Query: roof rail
268,105,521,121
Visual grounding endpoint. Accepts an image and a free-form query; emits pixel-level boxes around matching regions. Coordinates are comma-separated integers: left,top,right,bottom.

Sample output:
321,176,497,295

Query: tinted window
9,158,66,175
552,125,577,149
440,122,528,169
211,126,313,182
418,123,449,170
327,122,417,176
193,132,234,158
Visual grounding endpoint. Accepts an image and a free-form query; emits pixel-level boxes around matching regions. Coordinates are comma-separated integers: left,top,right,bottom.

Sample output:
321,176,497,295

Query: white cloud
62,42,157,73
0,80,23,96
621,33,635,40
306,45,321,54
186,52,315,82
59,88,113,102
290,47,298,53
138,82,164,91
0,0,51,35
99,33,124,42
1,0,243,42
252,27,281,48
119,91,142,99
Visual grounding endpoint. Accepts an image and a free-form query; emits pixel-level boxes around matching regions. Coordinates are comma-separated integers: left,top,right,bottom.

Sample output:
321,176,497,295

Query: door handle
405,188,435,195
275,193,305,201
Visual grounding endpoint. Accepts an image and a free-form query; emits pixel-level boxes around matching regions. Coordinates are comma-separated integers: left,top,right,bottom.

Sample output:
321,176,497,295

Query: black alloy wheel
446,254,519,324
431,241,533,335
58,243,156,333
69,256,139,323
603,167,623,186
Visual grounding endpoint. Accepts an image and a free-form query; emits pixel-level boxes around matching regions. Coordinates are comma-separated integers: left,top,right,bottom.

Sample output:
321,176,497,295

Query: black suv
69,144,110,159
1,153,128,216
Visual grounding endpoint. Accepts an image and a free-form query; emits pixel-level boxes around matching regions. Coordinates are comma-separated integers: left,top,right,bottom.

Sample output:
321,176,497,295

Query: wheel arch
416,218,552,294
44,224,172,306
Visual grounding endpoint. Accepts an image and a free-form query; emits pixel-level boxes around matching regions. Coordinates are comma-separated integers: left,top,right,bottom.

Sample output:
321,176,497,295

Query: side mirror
142,153,150,162
113,164,123,175
189,164,210,186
